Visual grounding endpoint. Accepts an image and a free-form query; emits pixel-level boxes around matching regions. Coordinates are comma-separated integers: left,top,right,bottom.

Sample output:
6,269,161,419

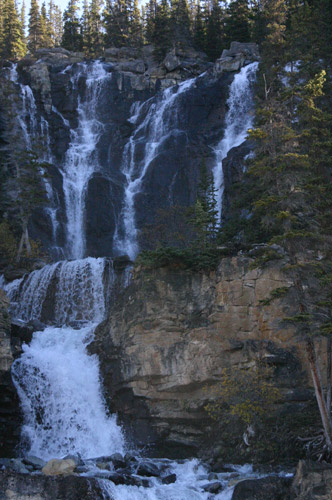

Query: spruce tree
2,0,27,58
62,0,82,51
225,0,250,45
28,0,42,53
88,0,103,55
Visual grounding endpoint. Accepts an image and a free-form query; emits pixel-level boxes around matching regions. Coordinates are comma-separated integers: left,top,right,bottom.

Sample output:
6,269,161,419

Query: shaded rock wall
92,257,321,462
0,290,21,457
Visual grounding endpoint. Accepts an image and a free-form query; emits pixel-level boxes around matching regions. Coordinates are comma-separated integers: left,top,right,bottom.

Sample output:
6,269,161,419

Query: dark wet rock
0,469,105,499
162,473,177,484
124,452,138,463
110,452,126,469
291,460,332,500
22,456,46,470
62,454,83,466
7,459,29,474
208,472,219,480
232,476,291,500
0,290,22,457
136,462,160,477
202,481,223,494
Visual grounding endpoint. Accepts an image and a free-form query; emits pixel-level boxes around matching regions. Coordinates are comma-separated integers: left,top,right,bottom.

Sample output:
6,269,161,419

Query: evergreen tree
47,0,56,46
62,0,82,51
193,0,205,52
87,0,103,55
2,0,27,58
170,0,192,49
28,0,42,53
53,4,63,45
130,0,143,46
151,0,171,59
225,0,250,45
144,0,157,43
20,0,27,46
104,0,130,47
205,0,226,60
40,1,51,46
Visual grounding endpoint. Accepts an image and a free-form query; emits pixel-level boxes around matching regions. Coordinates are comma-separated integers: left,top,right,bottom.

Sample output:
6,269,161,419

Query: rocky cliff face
92,256,320,463
0,43,259,260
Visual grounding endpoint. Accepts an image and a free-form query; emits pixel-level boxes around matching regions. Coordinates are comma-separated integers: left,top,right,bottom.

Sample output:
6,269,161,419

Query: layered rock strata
93,256,321,462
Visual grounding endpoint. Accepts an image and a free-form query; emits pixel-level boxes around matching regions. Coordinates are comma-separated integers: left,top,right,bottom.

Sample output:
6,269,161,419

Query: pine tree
2,0,27,58
193,0,205,52
205,0,226,61
151,0,171,59
40,1,51,46
104,0,130,48
47,0,56,46
225,0,250,45
81,0,91,53
20,0,27,46
170,0,192,49
28,0,42,53
130,0,143,46
144,0,156,43
53,4,63,45
62,0,82,51
87,0,103,55
0,0,4,54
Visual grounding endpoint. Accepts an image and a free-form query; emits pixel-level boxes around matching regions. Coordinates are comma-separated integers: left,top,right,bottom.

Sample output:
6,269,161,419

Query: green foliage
259,286,289,306
0,220,17,262
137,246,229,271
205,363,280,427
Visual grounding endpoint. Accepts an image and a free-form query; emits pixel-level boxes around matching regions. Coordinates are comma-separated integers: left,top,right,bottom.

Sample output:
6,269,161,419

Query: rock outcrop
0,290,21,457
92,256,321,462
0,470,105,500
291,460,332,500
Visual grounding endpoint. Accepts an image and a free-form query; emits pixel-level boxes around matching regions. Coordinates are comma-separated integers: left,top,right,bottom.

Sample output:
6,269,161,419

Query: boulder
136,461,160,477
42,458,76,476
0,470,105,499
162,473,177,484
22,456,46,470
163,52,181,72
221,42,260,61
291,460,332,499
202,481,223,494
232,476,291,500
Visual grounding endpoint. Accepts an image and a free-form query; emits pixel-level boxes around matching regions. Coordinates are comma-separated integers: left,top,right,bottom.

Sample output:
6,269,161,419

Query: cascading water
7,258,125,461
113,77,196,260
213,62,259,222
6,64,60,254
61,61,110,259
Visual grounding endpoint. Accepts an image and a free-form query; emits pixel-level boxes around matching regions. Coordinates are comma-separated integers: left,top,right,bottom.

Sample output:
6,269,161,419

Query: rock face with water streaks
0,43,258,260
93,256,320,462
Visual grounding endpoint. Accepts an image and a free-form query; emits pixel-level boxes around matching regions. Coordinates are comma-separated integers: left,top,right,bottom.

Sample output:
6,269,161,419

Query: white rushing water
7,64,60,252
9,258,125,460
62,61,110,259
113,78,196,260
213,62,259,222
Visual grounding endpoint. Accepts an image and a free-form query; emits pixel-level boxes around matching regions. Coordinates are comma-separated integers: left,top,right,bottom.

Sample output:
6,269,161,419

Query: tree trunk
306,338,332,452
327,336,331,414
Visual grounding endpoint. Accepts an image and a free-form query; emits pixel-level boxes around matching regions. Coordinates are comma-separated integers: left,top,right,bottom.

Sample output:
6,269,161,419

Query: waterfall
113,77,196,260
8,258,125,460
61,61,110,259
6,65,60,253
213,62,259,222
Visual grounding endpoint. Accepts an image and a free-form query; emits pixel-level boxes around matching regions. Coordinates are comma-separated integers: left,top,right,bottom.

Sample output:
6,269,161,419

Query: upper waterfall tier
3,46,258,261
